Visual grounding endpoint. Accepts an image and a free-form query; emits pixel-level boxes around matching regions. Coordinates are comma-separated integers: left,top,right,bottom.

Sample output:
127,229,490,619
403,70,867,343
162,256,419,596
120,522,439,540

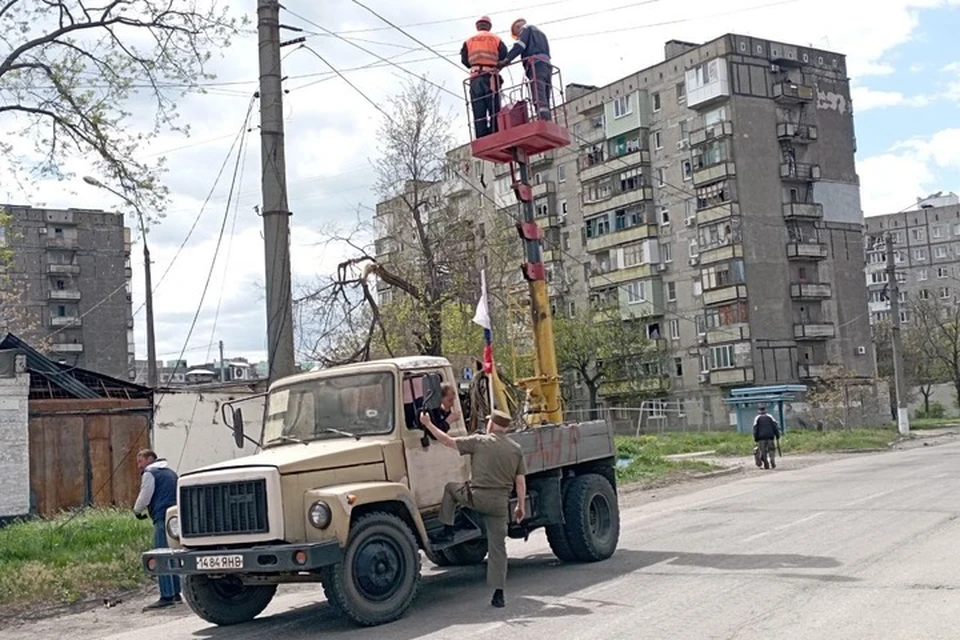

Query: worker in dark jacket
134,449,181,609
753,406,781,470
460,16,508,138
500,19,552,120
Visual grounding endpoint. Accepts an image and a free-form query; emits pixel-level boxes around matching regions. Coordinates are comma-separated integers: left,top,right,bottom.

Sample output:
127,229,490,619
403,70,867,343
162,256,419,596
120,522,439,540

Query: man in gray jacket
753,406,781,470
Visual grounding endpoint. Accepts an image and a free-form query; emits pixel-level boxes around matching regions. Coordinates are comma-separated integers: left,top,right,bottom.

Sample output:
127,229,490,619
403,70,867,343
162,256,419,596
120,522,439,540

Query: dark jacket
753,413,781,441
146,463,179,524
504,24,550,64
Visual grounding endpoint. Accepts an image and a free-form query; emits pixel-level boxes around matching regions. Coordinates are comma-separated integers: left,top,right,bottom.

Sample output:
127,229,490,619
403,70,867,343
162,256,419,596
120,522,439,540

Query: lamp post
83,176,157,388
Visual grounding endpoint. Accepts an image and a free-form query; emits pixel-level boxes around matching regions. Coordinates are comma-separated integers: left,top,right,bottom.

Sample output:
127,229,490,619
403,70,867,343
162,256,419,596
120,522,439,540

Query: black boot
142,597,176,611
491,589,505,608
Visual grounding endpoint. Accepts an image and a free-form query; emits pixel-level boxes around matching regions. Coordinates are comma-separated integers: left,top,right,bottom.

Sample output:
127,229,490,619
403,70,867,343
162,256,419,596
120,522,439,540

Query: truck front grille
180,479,269,537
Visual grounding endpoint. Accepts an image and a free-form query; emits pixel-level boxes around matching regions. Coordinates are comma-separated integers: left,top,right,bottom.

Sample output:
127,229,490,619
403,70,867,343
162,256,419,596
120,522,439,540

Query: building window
557,164,566,183
667,281,677,301
568,301,576,317
55,279,65,290
900,310,909,323
562,231,571,250
710,344,735,370
933,225,944,238
689,239,700,257
56,305,66,317
674,357,684,376
561,199,568,215
676,82,686,104
613,94,632,118
693,279,703,297
940,286,951,299
953,223,960,236
585,214,611,238
682,160,693,181
912,228,925,241
696,181,730,210
626,280,646,303
652,92,661,111
654,131,663,149
669,319,680,340
657,168,665,187
936,245,949,259
919,289,931,300
696,315,706,336
914,248,928,261
680,119,690,141
699,354,710,373
918,269,928,281
661,242,673,263
659,205,670,225
623,242,645,266
938,267,949,279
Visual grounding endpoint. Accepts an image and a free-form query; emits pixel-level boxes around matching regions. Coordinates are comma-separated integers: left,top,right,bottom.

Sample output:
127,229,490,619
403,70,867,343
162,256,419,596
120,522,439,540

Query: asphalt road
5,441,960,640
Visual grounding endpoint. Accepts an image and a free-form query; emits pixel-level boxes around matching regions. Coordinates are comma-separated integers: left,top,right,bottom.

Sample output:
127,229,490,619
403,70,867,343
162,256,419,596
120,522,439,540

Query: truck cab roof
270,356,452,392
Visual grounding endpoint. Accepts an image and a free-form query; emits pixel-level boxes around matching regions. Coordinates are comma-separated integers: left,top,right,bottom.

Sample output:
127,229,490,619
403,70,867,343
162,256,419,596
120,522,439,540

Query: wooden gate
29,399,152,517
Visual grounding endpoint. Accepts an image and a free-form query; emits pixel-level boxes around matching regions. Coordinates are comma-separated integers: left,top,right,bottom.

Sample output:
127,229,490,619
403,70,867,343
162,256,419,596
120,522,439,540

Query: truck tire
560,474,620,562
182,575,277,626
423,548,454,567
441,538,488,565
545,522,577,562
320,512,421,626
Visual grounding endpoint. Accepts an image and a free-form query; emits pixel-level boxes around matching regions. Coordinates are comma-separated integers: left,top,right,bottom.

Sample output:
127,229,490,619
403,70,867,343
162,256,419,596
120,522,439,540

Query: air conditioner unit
676,140,689,150
698,374,709,383
857,346,867,355
688,257,699,266
38,227,48,235
657,263,669,272
685,216,696,227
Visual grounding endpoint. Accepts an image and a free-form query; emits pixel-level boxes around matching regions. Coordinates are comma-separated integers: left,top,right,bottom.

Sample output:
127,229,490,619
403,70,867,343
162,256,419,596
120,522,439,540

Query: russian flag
472,270,494,375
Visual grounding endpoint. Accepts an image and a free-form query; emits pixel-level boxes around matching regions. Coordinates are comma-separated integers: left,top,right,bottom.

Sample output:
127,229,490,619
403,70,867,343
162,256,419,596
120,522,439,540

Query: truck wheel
562,474,620,562
545,522,577,562
441,538,488,565
321,512,421,626
182,575,276,626
423,548,454,567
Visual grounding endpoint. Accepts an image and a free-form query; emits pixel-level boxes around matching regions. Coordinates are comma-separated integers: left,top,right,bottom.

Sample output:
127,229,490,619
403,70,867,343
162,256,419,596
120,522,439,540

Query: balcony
794,323,836,340
773,82,814,104
705,323,750,345
577,122,606,145
787,242,828,259
48,290,81,301
44,236,77,249
790,282,833,299
693,161,736,187
588,263,654,289
50,316,82,328
47,264,80,275
777,123,818,144
697,202,740,225
710,367,755,386
782,202,824,220
690,121,733,147
703,284,747,306
585,223,658,253
534,213,561,230
532,180,556,199
799,364,841,380
580,150,651,183
530,150,555,166
780,162,821,181
542,248,561,263
699,243,743,266
581,186,654,219
51,343,83,353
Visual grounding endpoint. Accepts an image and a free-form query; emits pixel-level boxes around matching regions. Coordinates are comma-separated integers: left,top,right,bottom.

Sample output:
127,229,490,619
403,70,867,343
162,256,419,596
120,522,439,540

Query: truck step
430,528,483,551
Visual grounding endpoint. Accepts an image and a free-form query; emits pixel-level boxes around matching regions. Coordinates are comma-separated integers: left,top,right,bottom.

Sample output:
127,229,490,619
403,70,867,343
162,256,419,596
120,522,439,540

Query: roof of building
0,333,153,400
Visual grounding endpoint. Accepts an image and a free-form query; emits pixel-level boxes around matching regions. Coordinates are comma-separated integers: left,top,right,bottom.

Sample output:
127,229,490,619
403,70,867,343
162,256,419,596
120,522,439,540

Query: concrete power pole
886,234,910,435
257,0,297,382
219,340,226,383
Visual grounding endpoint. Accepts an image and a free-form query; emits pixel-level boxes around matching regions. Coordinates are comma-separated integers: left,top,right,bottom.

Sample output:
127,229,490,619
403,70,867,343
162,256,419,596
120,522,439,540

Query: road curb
621,465,742,494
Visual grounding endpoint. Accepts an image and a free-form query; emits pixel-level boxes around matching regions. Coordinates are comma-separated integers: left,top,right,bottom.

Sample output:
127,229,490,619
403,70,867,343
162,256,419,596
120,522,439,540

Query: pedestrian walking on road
753,406,781,470
134,449,182,610
419,409,527,609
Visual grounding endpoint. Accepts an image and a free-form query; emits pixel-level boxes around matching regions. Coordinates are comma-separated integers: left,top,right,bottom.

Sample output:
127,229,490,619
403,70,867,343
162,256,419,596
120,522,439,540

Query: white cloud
851,86,930,111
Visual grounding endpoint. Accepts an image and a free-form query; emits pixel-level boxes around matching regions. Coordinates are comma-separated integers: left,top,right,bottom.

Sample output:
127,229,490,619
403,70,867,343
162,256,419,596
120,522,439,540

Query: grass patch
614,439,723,485
0,508,153,608
910,418,960,430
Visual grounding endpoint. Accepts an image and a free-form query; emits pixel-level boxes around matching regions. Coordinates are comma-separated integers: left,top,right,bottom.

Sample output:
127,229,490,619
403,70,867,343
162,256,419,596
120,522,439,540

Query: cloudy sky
14,0,960,366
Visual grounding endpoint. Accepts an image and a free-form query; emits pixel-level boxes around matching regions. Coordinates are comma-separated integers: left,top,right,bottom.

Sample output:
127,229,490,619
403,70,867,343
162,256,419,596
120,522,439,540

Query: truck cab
144,356,619,628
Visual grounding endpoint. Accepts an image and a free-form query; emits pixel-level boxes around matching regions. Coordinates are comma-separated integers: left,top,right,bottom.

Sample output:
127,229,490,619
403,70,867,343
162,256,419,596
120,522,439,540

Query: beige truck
143,356,620,627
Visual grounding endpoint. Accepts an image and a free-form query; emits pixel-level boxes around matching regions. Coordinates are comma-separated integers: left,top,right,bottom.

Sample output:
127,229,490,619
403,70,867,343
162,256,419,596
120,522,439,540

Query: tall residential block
0,204,134,378
375,34,878,427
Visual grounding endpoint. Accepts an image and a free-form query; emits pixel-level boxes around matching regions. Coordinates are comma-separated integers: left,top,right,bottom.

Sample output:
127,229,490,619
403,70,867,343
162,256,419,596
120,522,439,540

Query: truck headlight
166,515,181,540
308,501,332,529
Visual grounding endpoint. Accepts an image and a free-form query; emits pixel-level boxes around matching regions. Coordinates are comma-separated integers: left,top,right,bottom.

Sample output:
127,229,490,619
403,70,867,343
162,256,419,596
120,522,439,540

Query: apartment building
863,192,960,324
375,34,878,427
0,204,134,378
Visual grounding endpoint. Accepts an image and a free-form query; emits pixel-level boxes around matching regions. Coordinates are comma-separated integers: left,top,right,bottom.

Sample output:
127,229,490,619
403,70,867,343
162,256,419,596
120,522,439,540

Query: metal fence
563,401,717,436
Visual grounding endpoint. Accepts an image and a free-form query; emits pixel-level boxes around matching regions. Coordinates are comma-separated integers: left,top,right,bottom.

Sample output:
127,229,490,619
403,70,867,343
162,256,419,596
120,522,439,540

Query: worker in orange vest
460,16,508,138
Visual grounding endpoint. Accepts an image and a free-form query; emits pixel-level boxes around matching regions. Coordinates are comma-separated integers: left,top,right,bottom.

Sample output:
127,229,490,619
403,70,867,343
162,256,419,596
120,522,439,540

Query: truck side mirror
422,373,443,411
232,407,244,448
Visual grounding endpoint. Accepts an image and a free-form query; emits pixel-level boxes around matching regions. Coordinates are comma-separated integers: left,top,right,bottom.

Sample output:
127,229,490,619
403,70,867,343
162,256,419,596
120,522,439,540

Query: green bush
915,402,946,420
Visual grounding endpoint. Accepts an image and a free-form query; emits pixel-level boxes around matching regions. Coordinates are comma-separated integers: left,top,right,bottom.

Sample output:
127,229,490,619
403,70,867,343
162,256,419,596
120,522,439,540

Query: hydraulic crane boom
466,61,570,426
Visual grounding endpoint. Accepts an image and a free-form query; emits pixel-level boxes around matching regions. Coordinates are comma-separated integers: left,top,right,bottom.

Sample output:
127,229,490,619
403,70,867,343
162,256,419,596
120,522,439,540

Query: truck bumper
143,541,342,576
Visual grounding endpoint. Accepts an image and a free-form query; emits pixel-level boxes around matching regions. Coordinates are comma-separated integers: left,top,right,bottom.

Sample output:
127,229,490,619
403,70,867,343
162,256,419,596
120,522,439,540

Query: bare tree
874,317,947,416
911,297,960,409
0,1,243,214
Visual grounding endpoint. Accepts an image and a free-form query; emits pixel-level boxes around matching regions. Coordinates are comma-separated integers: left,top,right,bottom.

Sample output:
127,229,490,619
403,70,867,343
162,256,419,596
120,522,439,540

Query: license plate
196,555,244,571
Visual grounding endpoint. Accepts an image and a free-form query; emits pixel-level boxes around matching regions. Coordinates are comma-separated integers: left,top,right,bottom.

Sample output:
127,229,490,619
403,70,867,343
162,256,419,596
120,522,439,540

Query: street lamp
83,176,157,389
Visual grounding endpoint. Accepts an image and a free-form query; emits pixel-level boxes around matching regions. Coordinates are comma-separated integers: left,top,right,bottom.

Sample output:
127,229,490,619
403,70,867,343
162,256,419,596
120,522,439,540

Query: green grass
0,509,153,608
910,417,960,430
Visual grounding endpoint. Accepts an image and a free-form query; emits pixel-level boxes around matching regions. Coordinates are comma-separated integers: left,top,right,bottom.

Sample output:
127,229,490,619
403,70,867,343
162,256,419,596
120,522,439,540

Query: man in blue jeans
134,449,181,610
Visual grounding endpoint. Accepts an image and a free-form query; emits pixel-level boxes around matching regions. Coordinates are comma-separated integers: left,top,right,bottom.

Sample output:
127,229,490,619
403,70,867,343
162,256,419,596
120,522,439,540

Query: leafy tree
911,297,960,409
873,318,948,416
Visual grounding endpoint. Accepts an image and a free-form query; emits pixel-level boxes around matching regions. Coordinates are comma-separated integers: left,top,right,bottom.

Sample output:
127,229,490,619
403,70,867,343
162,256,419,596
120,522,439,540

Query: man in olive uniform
419,409,527,609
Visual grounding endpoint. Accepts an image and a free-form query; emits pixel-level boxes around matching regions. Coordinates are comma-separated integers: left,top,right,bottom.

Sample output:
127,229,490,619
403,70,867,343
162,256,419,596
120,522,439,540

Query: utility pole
886,234,910,435
257,0,297,382
219,340,226,382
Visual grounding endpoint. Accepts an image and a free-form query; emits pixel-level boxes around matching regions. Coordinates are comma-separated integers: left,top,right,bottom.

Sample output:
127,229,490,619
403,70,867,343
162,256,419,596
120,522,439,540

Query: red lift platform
462,60,571,424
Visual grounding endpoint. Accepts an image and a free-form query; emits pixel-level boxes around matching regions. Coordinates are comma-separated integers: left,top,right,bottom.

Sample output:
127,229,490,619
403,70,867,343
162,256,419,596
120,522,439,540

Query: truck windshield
262,372,394,445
